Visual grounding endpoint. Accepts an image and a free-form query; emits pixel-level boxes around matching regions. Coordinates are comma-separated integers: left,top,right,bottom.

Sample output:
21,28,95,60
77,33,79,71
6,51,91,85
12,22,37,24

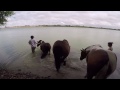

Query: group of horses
37,39,117,79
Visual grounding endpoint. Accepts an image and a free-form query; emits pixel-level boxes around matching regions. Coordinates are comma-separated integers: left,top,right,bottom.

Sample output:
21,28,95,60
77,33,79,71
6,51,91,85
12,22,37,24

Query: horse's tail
53,46,63,72
95,51,117,79
114,53,117,61
54,55,61,72
95,60,109,79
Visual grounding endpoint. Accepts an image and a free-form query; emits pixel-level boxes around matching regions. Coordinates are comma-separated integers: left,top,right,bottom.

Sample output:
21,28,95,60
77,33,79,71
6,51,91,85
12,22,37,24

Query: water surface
0,26,120,79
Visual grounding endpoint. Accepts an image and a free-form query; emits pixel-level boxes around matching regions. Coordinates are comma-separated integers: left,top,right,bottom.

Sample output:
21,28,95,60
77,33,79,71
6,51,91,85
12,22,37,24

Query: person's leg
31,47,35,53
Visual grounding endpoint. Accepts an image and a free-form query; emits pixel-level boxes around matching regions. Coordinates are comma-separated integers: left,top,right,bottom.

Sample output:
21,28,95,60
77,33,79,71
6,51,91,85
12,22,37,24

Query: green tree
0,11,14,25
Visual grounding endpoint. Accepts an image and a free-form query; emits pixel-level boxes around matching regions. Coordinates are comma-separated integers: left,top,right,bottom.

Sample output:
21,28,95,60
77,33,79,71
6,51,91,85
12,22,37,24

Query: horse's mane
85,44,102,51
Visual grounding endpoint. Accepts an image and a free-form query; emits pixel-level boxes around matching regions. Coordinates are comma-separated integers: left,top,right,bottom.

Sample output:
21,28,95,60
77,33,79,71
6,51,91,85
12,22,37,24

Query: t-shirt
28,39,36,47
108,47,113,51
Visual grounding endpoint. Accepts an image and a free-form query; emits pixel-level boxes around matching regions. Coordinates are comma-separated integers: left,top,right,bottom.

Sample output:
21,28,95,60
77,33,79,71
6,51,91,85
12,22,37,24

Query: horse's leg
48,49,50,55
87,69,94,79
62,56,68,66
87,74,94,79
41,51,48,59
54,56,61,72
84,74,87,78
63,61,66,66
32,47,35,53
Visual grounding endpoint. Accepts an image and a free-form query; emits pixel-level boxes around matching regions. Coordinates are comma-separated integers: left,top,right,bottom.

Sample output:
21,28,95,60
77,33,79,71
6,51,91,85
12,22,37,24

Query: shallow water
0,26,120,79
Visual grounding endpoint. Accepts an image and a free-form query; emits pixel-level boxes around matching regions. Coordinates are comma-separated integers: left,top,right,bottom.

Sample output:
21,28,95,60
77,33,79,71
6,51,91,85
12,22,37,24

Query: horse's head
42,41,45,44
37,40,42,47
80,48,87,60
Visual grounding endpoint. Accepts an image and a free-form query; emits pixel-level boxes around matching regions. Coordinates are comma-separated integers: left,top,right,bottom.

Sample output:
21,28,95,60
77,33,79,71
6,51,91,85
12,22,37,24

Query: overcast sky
4,11,120,29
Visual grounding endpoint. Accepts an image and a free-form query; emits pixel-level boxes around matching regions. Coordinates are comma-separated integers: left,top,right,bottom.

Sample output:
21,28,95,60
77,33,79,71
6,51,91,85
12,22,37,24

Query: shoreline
0,68,51,79
0,25,120,31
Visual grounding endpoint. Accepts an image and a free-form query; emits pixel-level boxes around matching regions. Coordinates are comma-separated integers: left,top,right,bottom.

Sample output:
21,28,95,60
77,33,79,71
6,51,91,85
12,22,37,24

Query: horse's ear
40,40,42,43
80,49,83,51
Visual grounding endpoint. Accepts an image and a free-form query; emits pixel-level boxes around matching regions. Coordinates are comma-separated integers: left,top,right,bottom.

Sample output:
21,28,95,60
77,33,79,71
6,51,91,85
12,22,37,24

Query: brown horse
53,39,70,72
80,45,117,79
37,40,51,59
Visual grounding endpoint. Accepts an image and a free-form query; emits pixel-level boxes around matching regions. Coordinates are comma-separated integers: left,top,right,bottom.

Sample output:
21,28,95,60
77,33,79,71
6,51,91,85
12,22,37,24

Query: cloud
4,11,120,29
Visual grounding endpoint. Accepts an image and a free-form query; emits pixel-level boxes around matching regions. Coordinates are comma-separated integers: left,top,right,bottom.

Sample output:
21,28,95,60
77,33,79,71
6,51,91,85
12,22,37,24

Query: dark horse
37,40,51,59
53,39,70,72
80,45,117,79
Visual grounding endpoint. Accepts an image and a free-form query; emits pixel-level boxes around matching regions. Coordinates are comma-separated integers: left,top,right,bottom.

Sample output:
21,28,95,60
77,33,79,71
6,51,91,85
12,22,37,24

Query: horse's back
44,43,51,49
88,49,109,64
53,41,63,52
53,40,70,53
86,45,102,51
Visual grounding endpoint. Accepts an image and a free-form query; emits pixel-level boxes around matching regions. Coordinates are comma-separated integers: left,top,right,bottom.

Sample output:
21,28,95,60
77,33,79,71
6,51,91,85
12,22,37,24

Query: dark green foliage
0,11,14,25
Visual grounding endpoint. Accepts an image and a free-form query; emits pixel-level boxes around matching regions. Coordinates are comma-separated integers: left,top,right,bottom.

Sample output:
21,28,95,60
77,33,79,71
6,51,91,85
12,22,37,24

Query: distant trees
0,11,14,25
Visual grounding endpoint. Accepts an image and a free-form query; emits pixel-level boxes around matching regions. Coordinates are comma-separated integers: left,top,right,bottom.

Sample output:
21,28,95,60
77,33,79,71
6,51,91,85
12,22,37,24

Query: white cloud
3,11,120,29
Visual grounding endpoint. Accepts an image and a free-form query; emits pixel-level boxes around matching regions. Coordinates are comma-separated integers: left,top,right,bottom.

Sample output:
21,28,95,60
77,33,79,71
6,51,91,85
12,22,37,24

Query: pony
37,40,51,59
53,39,70,72
80,44,117,79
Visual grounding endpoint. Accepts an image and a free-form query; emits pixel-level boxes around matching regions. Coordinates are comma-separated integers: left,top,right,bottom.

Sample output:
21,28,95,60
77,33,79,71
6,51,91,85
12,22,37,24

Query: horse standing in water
53,39,70,72
80,45,117,79
37,40,51,59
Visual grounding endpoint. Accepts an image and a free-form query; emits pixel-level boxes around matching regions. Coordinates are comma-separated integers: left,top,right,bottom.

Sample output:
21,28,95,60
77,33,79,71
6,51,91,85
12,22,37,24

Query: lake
0,26,120,79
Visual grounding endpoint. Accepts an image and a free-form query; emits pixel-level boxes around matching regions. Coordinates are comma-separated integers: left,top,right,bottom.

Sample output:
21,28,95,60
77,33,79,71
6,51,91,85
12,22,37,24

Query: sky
3,11,120,29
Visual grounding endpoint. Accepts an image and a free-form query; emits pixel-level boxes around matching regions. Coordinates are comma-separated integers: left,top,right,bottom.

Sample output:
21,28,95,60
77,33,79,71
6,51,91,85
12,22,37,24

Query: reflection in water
0,26,120,79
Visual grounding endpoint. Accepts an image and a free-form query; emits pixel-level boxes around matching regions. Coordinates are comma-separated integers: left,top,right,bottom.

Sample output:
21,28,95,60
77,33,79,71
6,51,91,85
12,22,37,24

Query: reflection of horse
53,39,70,72
80,45,117,79
37,40,51,59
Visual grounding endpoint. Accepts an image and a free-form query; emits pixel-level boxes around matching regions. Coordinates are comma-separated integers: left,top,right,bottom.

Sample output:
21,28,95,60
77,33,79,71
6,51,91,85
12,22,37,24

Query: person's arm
34,40,38,44
28,40,31,45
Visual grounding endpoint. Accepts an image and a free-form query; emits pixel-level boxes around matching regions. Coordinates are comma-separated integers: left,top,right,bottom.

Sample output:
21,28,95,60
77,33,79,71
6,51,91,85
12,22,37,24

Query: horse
53,39,70,72
37,40,51,59
80,44,117,79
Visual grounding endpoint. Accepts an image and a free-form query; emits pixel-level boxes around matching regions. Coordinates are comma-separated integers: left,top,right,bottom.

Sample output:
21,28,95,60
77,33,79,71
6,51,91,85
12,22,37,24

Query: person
108,42,113,51
28,35,37,53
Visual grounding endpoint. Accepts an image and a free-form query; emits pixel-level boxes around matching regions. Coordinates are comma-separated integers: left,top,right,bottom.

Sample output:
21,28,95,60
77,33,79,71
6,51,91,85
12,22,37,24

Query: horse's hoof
63,61,66,66
84,75,87,78
41,56,44,59
57,70,59,72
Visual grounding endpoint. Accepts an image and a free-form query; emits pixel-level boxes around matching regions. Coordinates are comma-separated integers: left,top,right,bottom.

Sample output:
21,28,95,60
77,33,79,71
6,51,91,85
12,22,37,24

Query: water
0,26,120,79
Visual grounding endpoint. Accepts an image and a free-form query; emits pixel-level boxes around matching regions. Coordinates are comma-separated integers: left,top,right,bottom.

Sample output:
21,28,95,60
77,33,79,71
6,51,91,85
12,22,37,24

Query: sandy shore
0,68,51,79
